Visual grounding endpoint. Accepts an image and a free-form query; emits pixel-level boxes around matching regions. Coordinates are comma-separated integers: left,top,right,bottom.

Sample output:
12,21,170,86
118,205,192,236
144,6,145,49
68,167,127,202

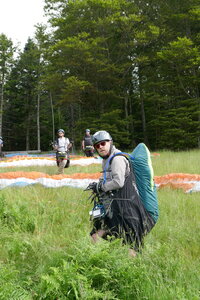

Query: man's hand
68,142,73,150
86,182,103,194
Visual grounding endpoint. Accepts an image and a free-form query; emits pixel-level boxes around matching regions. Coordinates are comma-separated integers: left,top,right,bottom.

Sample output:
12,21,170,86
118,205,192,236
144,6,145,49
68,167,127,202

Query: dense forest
0,0,200,151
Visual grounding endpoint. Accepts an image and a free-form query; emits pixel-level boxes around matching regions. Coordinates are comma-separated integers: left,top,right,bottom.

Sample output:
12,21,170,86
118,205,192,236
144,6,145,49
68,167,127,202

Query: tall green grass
152,149,200,175
0,150,199,299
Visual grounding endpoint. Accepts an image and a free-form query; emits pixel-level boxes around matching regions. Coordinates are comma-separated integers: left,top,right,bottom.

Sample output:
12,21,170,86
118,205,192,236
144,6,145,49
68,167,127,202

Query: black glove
87,181,103,194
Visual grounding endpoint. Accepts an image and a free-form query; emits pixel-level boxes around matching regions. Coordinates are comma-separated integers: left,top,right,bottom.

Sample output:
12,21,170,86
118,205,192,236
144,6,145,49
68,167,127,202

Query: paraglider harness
85,145,93,151
84,146,94,157
85,153,132,220
56,151,70,168
83,135,94,157
85,184,114,220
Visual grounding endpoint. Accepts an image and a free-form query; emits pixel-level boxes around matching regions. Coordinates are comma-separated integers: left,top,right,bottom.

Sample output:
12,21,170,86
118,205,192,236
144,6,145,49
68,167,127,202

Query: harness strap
103,152,134,184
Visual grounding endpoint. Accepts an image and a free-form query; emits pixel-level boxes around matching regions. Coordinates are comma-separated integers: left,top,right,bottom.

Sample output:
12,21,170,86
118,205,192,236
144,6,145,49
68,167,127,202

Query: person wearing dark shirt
82,129,94,157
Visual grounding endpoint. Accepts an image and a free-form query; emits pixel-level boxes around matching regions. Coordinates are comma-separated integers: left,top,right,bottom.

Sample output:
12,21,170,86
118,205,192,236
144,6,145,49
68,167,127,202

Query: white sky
0,0,48,49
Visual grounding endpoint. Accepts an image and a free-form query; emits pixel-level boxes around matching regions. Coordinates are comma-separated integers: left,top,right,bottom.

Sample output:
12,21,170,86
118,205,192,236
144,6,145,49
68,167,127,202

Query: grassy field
0,150,199,299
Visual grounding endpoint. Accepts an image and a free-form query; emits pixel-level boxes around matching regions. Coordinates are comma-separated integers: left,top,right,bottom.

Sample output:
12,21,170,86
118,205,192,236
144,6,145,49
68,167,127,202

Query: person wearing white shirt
53,129,72,174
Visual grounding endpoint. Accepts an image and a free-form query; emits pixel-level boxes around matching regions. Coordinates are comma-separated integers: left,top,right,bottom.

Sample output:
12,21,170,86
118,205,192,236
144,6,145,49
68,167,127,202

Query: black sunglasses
95,141,107,149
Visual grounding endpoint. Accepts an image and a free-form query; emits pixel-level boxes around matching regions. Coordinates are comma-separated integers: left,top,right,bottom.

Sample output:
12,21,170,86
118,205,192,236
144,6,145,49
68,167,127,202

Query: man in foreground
87,130,156,256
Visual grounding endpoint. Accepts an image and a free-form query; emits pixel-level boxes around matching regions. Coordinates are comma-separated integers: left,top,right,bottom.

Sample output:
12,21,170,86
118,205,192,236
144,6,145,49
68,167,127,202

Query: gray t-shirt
55,137,70,152
101,146,130,192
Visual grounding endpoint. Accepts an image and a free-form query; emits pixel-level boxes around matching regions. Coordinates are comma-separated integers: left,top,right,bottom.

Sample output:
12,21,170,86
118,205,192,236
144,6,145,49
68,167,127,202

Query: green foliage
61,76,92,104
75,109,131,148
0,34,14,79
0,195,35,233
0,264,31,299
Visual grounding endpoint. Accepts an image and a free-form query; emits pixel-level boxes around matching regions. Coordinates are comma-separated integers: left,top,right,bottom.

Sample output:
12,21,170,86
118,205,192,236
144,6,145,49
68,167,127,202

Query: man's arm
81,140,85,150
65,138,72,150
52,141,58,151
68,142,72,150
101,156,129,192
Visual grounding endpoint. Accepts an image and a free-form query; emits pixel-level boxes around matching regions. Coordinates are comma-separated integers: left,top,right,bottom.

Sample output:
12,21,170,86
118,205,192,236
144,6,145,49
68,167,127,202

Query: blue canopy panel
130,143,159,222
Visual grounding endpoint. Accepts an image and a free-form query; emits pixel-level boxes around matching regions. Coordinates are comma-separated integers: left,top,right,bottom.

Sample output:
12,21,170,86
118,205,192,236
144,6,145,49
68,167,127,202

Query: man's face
95,140,111,157
58,131,64,137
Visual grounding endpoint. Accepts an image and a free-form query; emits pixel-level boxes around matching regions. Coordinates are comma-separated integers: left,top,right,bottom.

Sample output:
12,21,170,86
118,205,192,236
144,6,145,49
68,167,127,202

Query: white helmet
57,129,65,134
92,130,112,145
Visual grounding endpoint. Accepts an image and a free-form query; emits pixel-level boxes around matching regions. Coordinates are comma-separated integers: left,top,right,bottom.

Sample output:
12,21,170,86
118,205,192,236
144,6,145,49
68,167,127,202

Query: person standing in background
82,129,94,157
0,136,4,157
52,129,72,174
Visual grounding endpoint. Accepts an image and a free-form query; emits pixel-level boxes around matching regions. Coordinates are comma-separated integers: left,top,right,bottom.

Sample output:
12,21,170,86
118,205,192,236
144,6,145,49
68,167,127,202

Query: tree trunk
129,97,136,148
37,93,41,151
193,70,200,149
198,100,200,149
70,103,75,139
195,85,200,149
138,66,149,146
70,104,76,152
26,112,31,151
124,94,129,131
184,21,200,148
49,92,55,142
0,77,4,137
140,96,149,146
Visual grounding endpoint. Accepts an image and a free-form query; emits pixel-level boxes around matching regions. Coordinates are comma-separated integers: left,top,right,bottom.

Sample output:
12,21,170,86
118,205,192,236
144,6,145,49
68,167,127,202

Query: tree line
0,0,200,152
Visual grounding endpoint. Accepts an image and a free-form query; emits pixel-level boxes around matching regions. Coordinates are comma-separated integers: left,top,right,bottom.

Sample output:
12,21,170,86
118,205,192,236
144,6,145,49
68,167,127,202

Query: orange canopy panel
154,173,200,192
0,171,100,180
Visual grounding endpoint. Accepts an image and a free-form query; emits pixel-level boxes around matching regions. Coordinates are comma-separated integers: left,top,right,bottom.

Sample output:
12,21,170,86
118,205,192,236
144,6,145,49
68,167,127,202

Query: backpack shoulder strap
103,152,134,184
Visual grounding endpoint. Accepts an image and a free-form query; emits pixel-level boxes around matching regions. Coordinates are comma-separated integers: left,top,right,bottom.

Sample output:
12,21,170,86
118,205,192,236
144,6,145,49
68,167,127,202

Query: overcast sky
0,0,47,49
